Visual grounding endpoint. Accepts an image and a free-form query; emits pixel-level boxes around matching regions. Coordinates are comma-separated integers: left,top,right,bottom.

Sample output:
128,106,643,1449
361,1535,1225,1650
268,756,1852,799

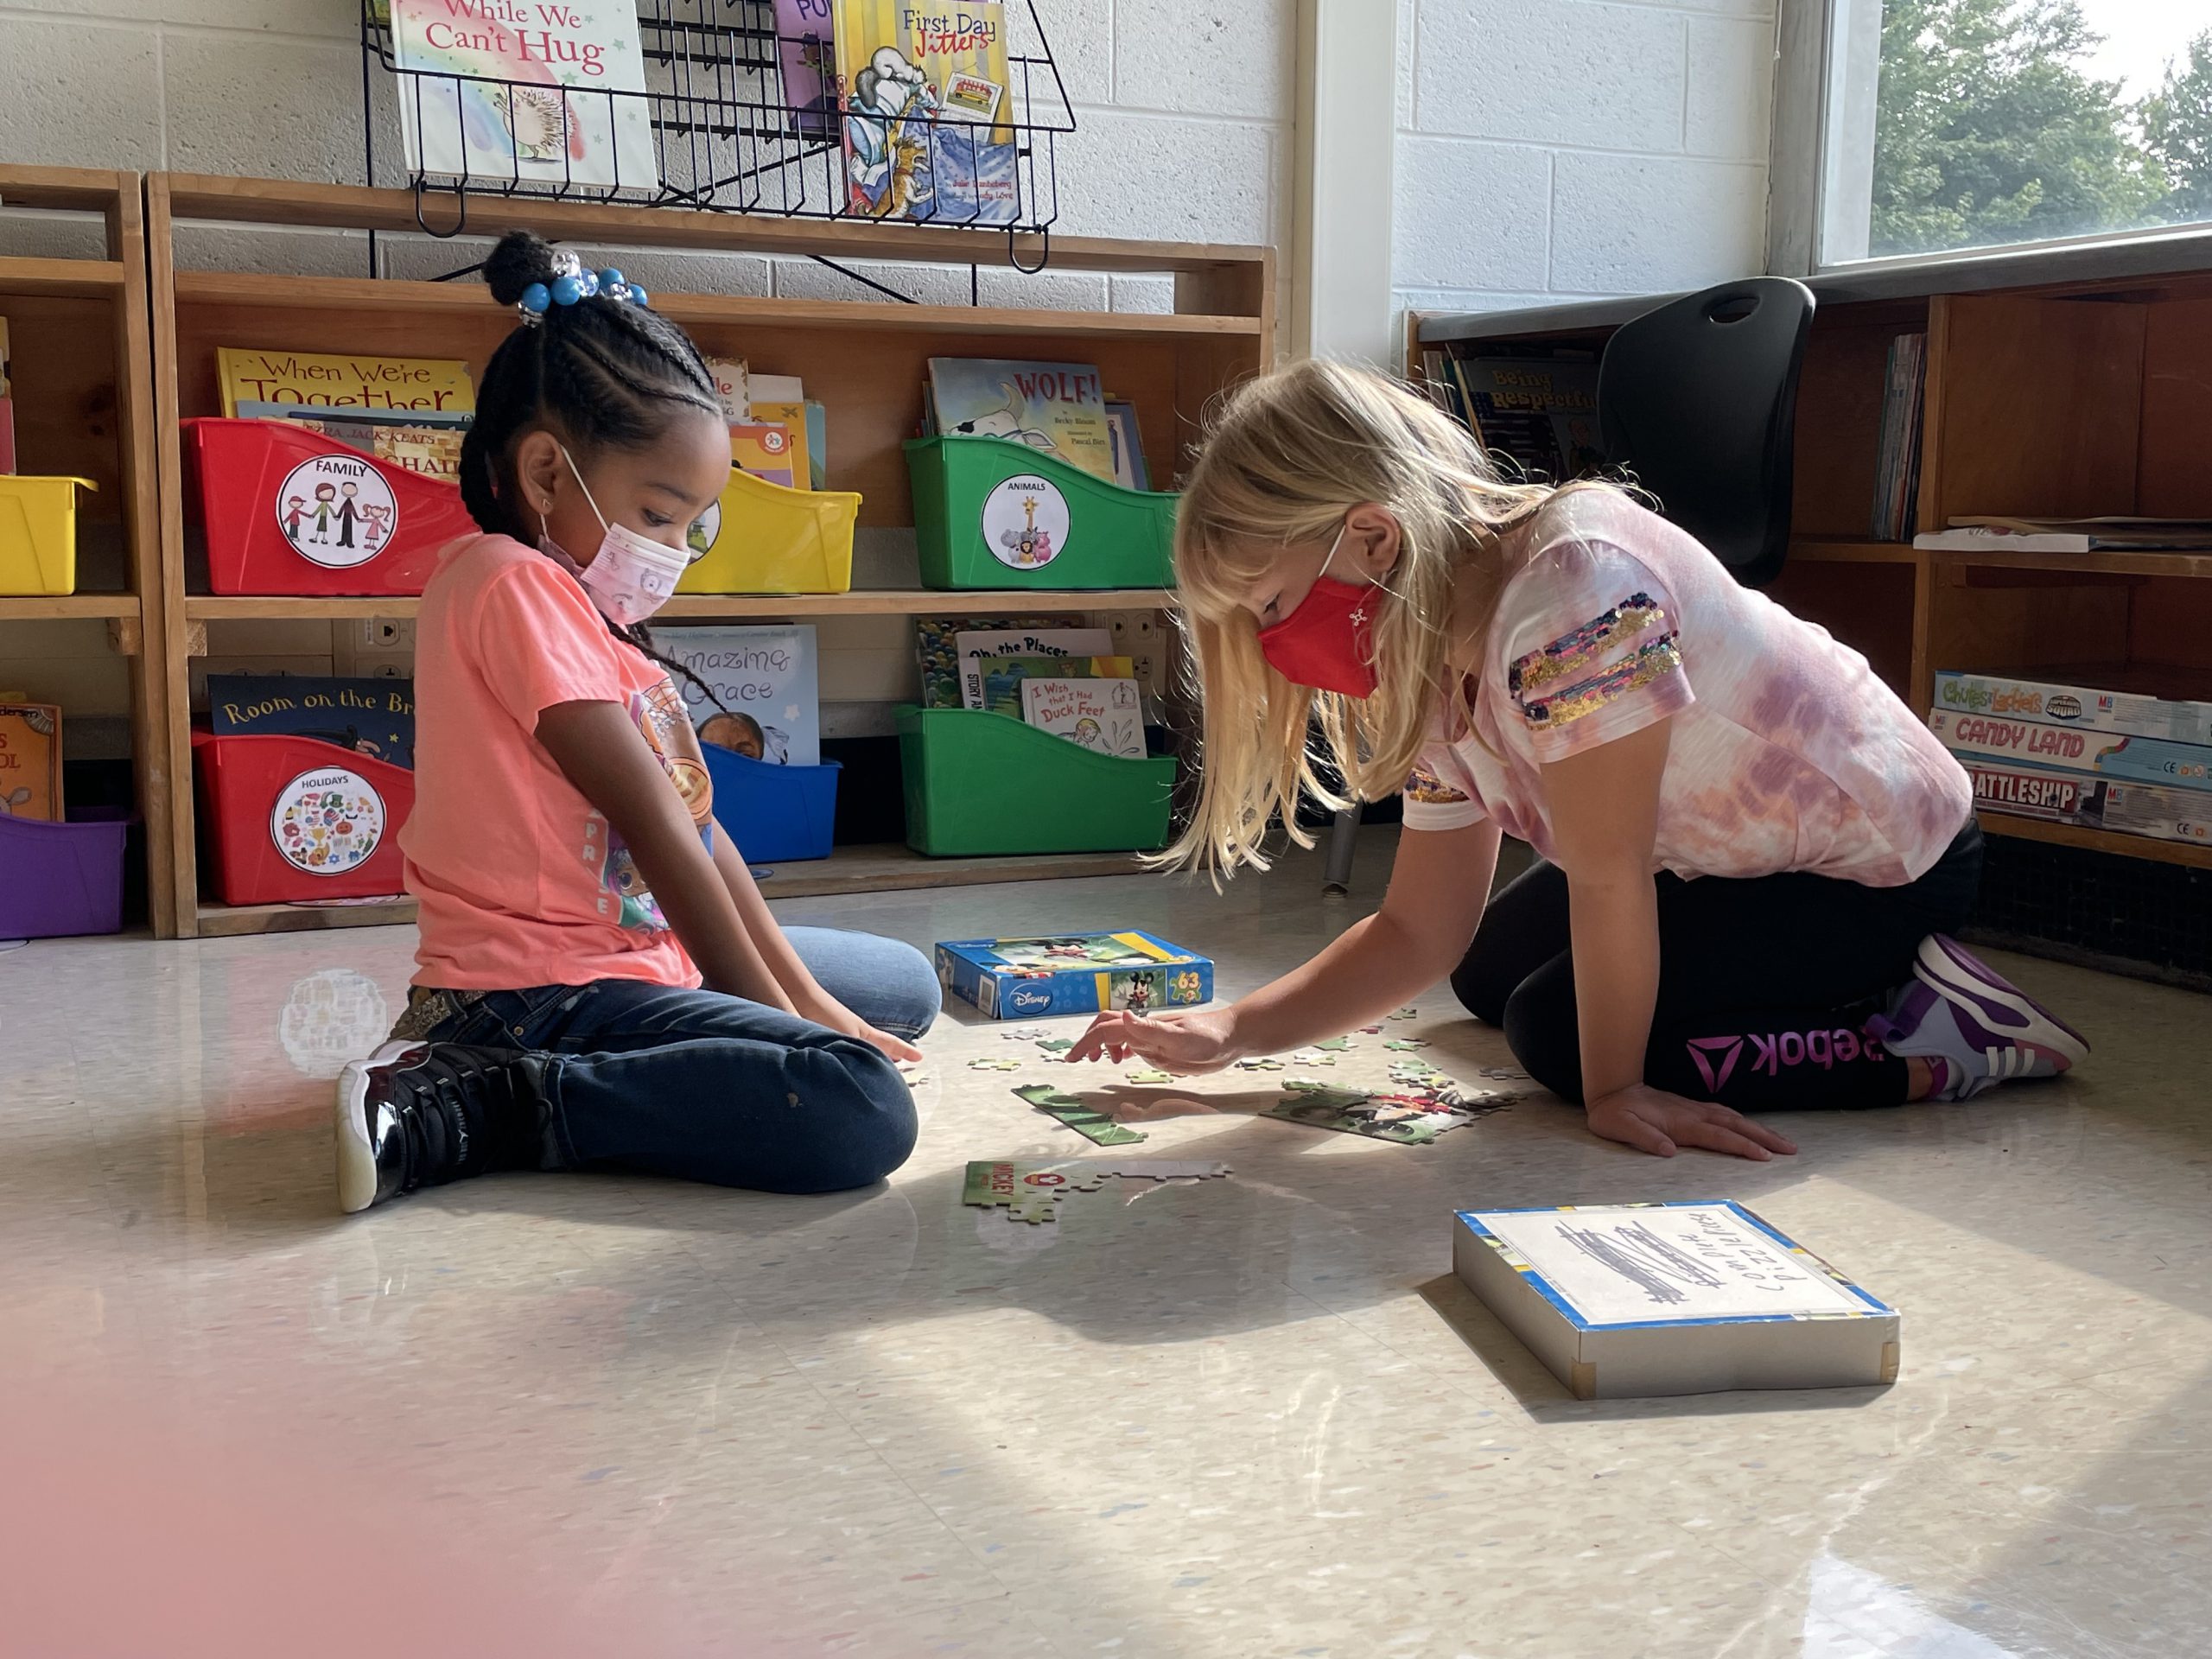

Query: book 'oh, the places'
1452,1202,1899,1399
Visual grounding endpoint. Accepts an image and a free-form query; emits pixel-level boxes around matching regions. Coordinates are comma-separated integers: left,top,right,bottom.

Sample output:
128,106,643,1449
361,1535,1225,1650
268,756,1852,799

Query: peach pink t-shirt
402,533,714,990
1399,491,1972,886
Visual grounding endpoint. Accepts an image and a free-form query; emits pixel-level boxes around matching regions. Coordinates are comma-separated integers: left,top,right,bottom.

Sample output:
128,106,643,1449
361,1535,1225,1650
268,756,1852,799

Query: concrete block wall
1393,0,1776,335
0,1,1293,734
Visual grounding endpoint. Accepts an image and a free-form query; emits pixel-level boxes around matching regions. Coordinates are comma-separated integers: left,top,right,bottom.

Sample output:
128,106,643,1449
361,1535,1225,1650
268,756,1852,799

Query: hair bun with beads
484,228,651,321
482,230,563,308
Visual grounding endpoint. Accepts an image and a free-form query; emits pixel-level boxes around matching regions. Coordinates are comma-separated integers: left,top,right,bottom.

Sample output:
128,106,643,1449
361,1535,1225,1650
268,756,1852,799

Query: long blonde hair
1165,357,1599,875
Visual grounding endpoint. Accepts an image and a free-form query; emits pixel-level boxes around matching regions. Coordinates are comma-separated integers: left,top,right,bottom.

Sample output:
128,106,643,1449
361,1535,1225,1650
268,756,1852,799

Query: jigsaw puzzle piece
1014,1084,1148,1147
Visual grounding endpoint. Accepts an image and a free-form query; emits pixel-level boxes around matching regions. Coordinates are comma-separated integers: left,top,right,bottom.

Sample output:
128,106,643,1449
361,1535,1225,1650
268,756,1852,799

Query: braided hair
463,229,741,722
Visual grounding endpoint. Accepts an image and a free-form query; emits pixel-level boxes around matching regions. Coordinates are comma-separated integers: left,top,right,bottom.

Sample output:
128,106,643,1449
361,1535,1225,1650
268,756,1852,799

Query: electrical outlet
1133,653,1155,685
1109,610,1160,648
359,617,416,650
371,662,405,679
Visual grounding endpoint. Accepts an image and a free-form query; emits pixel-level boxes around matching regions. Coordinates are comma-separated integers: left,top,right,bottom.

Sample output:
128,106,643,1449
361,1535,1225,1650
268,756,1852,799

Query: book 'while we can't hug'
1452,1203,1899,1400
937,931,1212,1020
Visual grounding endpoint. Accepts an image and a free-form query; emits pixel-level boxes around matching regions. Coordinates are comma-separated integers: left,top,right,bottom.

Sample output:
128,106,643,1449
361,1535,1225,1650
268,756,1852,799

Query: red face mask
1256,524,1381,698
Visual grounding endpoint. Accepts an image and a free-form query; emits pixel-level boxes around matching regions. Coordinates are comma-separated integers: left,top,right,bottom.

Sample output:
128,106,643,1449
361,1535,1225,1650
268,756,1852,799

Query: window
1796,0,2212,270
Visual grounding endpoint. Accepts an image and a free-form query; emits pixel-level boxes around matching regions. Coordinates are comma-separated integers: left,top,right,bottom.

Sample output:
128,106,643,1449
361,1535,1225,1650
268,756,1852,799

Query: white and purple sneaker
1870,935,2089,1100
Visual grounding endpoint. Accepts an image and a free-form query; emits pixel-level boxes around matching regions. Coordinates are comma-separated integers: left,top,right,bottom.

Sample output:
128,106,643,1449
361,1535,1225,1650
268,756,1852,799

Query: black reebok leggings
1452,823,1982,1111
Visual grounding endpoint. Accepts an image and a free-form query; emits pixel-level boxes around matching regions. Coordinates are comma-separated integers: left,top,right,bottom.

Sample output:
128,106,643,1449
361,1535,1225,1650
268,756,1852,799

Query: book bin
906,435,1176,591
0,807,131,938
188,418,477,597
677,467,858,596
697,742,841,863
0,476,97,595
897,706,1177,855
192,731,415,905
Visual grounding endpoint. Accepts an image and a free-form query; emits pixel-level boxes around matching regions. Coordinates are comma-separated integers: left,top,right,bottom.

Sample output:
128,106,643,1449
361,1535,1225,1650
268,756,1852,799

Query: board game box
1452,1202,1899,1400
936,931,1213,1020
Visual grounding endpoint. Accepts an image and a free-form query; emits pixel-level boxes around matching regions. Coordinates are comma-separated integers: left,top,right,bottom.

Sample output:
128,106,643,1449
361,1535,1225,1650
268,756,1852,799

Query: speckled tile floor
3,832,2206,1658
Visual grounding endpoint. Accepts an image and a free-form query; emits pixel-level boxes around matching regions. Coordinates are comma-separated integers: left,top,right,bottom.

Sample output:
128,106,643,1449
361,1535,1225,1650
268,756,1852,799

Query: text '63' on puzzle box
936,931,1213,1020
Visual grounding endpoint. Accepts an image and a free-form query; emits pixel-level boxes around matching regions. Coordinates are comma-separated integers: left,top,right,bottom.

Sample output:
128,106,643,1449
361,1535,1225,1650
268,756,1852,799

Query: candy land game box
937,931,1214,1020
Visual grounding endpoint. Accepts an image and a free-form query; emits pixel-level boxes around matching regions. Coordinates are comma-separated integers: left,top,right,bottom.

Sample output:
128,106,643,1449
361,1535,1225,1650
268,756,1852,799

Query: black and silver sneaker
336,1040,554,1214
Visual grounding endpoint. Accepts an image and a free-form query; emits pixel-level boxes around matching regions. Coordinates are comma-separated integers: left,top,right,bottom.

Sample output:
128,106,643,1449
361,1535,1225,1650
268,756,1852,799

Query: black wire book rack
360,0,1076,261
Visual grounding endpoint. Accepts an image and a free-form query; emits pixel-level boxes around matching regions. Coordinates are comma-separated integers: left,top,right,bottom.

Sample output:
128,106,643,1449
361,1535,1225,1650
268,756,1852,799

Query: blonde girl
1070,360,2085,1158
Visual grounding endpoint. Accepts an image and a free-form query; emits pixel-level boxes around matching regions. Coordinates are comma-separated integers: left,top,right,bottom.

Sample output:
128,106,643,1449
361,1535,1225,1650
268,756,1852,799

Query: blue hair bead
518,281,550,315
577,269,601,298
629,284,649,307
597,268,624,289
550,273,585,307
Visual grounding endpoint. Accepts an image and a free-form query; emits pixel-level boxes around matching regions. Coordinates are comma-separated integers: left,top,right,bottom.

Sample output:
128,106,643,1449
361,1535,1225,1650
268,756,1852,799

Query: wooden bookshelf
0,168,174,934
149,174,1272,938
1415,264,2212,876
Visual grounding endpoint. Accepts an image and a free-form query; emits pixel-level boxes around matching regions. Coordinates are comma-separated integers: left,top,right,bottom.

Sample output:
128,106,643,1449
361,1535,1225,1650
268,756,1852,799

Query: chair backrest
1596,277,1815,589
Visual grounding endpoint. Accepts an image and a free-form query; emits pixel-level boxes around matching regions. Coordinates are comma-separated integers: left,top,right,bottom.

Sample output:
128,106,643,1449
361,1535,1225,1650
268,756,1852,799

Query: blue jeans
411,928,940,1194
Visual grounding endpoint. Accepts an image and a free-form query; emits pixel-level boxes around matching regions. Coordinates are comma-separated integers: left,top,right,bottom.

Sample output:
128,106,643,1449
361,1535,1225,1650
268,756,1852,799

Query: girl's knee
792,1045,918,1190
882,941,943,1039
1501,978,1585,1105
1451,949,1511,1027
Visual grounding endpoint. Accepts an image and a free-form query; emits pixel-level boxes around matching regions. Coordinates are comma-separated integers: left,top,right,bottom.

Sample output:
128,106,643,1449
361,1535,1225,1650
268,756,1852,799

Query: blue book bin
699,743,840,863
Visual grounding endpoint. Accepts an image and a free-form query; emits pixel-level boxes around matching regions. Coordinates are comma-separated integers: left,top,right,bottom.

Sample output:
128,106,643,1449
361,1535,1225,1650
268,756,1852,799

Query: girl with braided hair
335,231,937,1215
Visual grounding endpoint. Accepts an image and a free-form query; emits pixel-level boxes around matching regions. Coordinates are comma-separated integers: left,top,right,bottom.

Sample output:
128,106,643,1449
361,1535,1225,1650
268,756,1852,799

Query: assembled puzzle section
938,930,1212,1020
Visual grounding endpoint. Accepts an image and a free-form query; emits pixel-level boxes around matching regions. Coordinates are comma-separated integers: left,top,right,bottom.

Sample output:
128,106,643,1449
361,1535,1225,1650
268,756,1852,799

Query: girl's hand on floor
1067,1007,1243,1074
804,996,924,1065
1585,1084,1798,1161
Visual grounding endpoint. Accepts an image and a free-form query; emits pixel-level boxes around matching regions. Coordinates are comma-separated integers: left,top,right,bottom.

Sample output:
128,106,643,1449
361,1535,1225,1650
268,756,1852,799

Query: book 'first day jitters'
938,931,1213,1020
835,0,1018,226
1452,1202,1898,1399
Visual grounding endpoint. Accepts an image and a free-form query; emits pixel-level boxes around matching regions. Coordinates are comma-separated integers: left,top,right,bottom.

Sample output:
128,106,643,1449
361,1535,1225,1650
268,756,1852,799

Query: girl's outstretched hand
1585,1084,1797,1161
1066,1007,1243,1074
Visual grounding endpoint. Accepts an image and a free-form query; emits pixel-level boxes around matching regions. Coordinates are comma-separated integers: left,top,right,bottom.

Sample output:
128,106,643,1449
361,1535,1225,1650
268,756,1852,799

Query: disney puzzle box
936,931,1214,1020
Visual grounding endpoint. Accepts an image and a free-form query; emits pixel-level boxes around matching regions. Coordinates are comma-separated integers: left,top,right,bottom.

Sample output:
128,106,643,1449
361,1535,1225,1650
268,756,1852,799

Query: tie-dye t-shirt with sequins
1399,491,1972,886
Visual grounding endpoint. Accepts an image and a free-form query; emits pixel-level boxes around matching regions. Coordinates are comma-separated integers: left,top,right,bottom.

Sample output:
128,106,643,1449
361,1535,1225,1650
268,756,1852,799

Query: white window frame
1767,0,2212,282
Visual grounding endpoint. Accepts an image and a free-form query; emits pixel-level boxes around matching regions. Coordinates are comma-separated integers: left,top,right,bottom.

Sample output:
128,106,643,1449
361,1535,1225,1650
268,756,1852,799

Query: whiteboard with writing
1471,1203,1879,1327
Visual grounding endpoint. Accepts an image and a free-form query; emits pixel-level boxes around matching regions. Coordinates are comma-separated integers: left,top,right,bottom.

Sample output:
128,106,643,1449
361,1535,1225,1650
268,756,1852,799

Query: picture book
707,358,750,423
730,423,797,488
1931,671,2212,746
774,0,840,140
218,349,475,420
651,625,820,767
1929,707,2212,793
928,358,1116,483
0,698,62,821
387,0,657,192
206,674,416,769
1452,1203,1899,1399
241,404,470,486
833,0,1017,226
749,400,812,491
1021,677,1145,759
977,653,1133,717
1103,399,1148,492
916,614,1069,709
1449,356,1605,482
937,931,1213,1020
0,316,13,474
950,626,1112,709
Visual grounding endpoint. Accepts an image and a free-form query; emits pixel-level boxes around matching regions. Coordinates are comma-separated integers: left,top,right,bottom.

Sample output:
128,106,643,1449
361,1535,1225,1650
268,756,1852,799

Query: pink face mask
539,445,689,629
1255,522,1381,699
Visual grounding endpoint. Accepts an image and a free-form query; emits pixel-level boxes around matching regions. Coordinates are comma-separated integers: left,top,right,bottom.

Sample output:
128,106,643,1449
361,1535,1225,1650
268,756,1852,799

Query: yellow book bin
677,468,858,595
0,476,97,595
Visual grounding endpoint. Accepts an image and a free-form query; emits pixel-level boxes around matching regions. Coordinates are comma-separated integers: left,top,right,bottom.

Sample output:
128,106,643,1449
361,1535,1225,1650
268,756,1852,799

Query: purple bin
0,807,131,938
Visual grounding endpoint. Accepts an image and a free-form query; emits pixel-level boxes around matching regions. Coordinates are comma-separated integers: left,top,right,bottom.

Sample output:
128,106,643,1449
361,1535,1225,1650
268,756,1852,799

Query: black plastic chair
1596,276,1815,589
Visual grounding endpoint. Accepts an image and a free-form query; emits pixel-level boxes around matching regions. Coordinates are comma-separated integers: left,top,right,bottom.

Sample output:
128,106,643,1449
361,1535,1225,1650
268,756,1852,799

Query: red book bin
193,730,415,905
187,417,476,595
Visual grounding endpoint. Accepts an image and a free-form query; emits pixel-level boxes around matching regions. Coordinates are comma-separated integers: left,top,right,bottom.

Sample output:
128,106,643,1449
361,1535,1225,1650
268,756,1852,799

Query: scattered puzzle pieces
1001,1027,1048,1042
1357,1025,1383,1035
963,1159,1231,1224
1036,1039,1075,1055
969,1056,1024,1072
1479,1065,1532,1081
1236,1057,1286,1072
1014,1083,1147,1146
1266,1084,1485,1145
1125,1069,1174,1084
1383,1038,1430,1052
1316,1035,1355,1052
1389,1007,1419,1020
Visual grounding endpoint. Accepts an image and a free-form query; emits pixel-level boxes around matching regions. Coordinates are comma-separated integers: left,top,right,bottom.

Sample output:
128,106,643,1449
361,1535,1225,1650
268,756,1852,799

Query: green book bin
906,435,1177,590
898,706,1179,855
